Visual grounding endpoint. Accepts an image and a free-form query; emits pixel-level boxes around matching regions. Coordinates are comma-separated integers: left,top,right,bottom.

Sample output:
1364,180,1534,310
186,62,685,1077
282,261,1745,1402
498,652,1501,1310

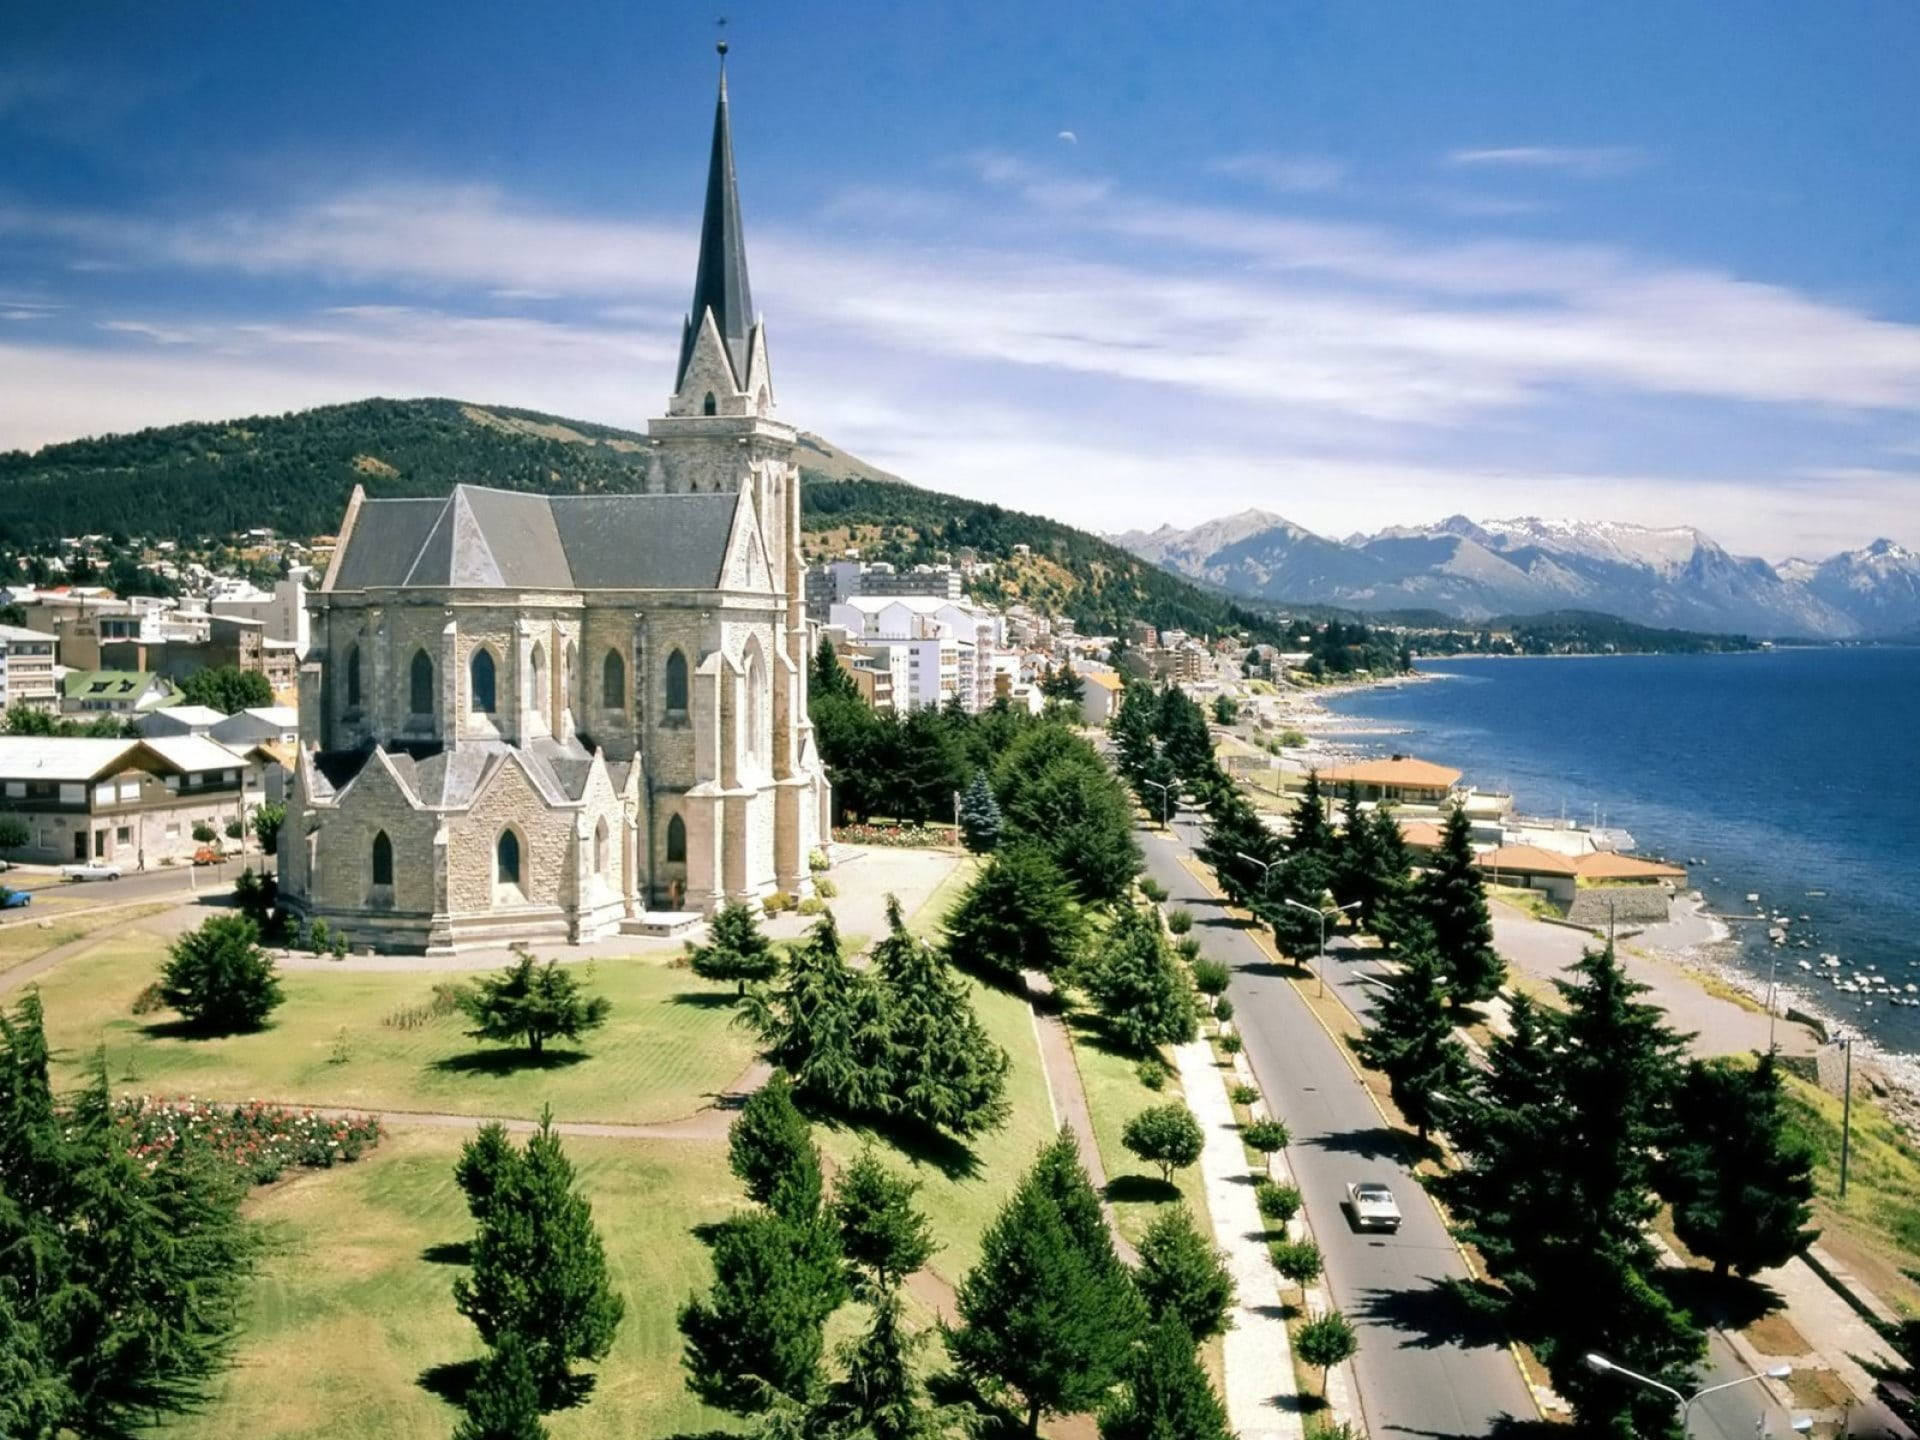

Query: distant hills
0,398,1283,644
1112,510,1920,640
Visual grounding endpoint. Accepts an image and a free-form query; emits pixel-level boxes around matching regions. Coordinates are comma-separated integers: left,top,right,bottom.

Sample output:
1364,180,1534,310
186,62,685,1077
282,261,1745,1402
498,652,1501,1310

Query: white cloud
1207,153,1348,193
1443,145,1647,177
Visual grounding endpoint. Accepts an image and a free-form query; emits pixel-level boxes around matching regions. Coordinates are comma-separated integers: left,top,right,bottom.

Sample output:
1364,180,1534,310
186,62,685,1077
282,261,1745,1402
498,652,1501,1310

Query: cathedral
279,62,831,952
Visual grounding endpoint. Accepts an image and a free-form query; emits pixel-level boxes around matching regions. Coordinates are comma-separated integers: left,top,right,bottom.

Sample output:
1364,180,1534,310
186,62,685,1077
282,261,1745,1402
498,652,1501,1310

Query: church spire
676,40,757,392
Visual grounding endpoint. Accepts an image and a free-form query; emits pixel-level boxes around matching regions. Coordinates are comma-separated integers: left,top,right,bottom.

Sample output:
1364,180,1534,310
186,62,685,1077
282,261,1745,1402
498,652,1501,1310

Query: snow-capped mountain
1108,512,1914,639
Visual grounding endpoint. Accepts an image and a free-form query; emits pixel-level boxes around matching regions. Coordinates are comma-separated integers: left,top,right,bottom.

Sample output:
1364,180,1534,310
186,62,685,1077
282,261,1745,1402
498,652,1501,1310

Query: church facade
279,66,830,952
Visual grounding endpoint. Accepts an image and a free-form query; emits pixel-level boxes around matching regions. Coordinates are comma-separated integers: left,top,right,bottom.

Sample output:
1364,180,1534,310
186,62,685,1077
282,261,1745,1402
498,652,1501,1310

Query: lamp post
1282,897,1362,996
1234,851,1276,916
1585,1352,1796,1438
1143,778,1174,830
1765,947,1781,1054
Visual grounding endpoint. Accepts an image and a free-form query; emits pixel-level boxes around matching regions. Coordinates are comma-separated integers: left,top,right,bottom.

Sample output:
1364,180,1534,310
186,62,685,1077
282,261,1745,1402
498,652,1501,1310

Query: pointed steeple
677,46,757,392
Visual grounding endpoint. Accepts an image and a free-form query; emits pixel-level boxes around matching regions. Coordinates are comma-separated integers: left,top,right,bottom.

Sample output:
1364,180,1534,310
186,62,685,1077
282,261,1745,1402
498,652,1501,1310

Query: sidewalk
1174,1035,1304,1440
1024,970,1136,1264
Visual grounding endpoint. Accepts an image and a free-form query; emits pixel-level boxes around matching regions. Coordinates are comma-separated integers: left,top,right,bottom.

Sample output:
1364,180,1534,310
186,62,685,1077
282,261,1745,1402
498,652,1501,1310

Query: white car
1345,1181,1403,1233
61,861,124,882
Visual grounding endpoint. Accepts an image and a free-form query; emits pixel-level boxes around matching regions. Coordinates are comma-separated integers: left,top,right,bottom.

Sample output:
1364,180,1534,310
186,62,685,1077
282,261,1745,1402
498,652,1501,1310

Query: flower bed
116,1096,383,1185
833,822,956,849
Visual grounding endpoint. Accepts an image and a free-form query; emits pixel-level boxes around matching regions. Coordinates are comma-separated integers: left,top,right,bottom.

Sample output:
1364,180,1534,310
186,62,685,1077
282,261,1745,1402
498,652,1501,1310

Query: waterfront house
1318,755,1462,806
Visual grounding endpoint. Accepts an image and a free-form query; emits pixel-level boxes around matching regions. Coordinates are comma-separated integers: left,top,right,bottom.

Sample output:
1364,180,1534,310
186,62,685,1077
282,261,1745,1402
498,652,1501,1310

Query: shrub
1191,959,1230,997
1136,1058,1167,1091
331,932,348,960
1230,1083,1260,1107
223,818,244,840
309,918,332,954
1122,1102,1205,1183
1140,877,1169,903
1165,908,1194,935
808,846,831,873
797,896,827,916
130,982,167,1016
813,877,838,899
1270,1238,1323,1285
763,891,796,916
1241,1118,1290,1154
1219,1032,1243,1054
1213,997,1234,1023
158,913,283,1033
192,821,218,845
1174,937,1203,965
1255,1181,1302,1223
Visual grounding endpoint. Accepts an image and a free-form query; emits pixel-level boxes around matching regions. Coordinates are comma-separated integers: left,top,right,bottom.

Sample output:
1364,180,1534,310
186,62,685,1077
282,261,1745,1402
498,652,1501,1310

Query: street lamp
1142,778,1174,830
1584,1353,1794,1438
1282,897,1362,996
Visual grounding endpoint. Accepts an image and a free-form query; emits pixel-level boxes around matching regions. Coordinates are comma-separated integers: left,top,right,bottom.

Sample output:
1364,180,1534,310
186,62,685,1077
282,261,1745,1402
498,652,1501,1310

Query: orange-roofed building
1574,852,1689,886
1317,755,1462,805
1397,819,1445,855
1476,843,1583,903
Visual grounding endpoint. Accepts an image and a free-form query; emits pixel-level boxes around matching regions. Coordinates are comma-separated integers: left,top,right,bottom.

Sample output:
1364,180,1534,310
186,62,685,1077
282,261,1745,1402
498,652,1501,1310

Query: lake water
1322,648,1920,1053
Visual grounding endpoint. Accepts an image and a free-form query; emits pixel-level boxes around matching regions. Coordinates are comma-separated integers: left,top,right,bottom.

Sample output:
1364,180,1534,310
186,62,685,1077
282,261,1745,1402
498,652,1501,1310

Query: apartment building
0,625,59,713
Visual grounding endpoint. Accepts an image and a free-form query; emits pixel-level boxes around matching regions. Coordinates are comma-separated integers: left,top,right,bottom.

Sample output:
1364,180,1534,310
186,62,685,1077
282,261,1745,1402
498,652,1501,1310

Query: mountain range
1109,511,1920,640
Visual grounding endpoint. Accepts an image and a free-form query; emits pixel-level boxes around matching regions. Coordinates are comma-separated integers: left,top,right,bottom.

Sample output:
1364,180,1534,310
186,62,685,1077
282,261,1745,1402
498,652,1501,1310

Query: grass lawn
0,901,171,976
1067,1011,1210,1247
158,1127,747,1440
35,927,758,1126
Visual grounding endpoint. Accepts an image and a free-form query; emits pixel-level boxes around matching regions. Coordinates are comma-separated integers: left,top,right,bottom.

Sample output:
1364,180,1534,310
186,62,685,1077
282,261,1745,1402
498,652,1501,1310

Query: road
1150,811,1806,1439
0,855,257,925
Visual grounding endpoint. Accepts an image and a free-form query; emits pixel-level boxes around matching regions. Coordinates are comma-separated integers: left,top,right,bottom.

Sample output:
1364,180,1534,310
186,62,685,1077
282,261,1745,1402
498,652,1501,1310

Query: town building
60,669,179,716
1317,755,1463,806
136,705,228,738
1077,669,1125,726
209,566,313,657
280,61,830,952
0,735,256,866
0,625,59,713
828,595,1003,712
211,705,299,747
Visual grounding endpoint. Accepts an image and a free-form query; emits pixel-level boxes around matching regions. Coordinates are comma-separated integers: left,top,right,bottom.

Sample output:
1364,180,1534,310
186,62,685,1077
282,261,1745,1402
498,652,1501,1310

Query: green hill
0,397,1280,642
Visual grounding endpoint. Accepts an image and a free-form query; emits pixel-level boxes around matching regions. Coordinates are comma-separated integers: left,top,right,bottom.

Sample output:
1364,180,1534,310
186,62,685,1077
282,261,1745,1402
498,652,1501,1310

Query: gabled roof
1574,851,1689,881
1318,756,1462,790
677,64,756,390
327,486,743,593
140,736,248,774
1475,844,1582,878
63,669,162,699
0,737,142,782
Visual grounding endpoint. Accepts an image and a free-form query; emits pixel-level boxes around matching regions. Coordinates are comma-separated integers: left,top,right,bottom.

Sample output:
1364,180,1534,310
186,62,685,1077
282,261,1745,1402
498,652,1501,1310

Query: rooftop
1475,844,1583,878
1574,851,1689,881
1318,756,1463,790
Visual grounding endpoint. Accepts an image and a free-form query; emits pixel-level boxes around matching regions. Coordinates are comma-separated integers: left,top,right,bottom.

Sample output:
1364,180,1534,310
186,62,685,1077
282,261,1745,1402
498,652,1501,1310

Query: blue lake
1322,647,1920,1051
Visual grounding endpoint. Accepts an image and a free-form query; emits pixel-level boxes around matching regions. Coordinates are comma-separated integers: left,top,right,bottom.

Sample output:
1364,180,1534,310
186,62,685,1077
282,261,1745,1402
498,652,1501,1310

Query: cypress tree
1079,906,1197,1054
687,900,780,994
958,770,1004,853
872,895,1012,1136
1661,1052,1818,1279
1098,1314,1232,1440
1354,943,1473,1141
942,846,1086,984
1133,1206,1235,1342
728,1073,825,1220
1420,805,1503,1009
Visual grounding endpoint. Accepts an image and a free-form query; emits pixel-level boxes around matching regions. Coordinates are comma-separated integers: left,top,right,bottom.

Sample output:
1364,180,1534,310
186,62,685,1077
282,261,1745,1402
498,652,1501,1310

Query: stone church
280,63,830,952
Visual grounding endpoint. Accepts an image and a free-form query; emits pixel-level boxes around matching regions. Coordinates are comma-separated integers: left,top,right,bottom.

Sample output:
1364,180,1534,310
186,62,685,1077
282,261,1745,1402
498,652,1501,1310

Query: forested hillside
0,397,1280,642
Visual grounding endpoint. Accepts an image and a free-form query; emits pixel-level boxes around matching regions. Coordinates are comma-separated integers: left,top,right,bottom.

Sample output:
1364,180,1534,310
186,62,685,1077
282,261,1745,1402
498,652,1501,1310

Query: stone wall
1566,885,1672,929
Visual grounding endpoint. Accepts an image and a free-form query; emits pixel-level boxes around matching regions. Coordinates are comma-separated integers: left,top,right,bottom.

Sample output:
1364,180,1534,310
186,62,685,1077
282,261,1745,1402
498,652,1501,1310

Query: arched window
528,642,546,717
756,386,769,417
563,641,578,713
744,645,766,764
602,649,626,710
409,649,434,716
345,644,362,710
664,648,689,717
371,830,393,887
593,817,609,876
470,648,497,715
702,391,717,416
496,829,521,888
666,813,686,864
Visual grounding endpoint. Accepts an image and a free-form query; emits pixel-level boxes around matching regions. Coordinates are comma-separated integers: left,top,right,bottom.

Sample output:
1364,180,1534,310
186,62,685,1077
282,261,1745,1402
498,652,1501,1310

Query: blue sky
3,1,1918,558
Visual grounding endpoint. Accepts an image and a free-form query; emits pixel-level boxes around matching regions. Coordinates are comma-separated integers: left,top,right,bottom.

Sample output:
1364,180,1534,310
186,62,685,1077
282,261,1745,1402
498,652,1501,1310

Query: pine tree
1097,1314,1232,1440
1365,804,1417,946
1353,943,1473,1141
872,894,1012,1135
454,1333,549,1440
1288,770,1335,860
1154,685,1216,786
688,900,780,994
815,1288,952,1440
1108,682,1160,784
0,1283,66,1440
812,637,859,702
1661,1052,1818,1279
958,770,1004,853
741,911,893,1118
456,952,612,1057
1330,781,1385,920
833,1148,937,1296
942,846,1086,984
158,912,283,1033
1133,1206,1235,1342
1419,805,1503,1009
1079,906,1197,1054
728,1073,825,1221
455,1121,520,1227
1266,850,1332,960
1196,787,1283,909
454,1110,625,1410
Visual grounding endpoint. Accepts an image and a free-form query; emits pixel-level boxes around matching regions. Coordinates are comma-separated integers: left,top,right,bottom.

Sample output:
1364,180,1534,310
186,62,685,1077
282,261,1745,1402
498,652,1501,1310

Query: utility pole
1839,1036,1854,1200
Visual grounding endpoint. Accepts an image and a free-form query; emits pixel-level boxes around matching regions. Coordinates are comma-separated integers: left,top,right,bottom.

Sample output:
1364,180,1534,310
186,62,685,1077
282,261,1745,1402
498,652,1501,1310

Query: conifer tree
1079,906,1197,1054
1196,787,1283,909
1029,1131,1138,1298
1330,781,1386,921
1108,681,1159,781
872,895,1011,1136
742,911,893,1118
943,846,1086,984
833,1148,937,1296
813,1288,956,1440
728,1073,825,1220
158,912,284,1033
958,769,1004,853
454,1110,625,1410
1365,804,1417,945
456,952,612,1057
454,1333,549,1440
1419,805,1503,1008
812,637,859,702
1354,943,1473,1141
1267,850,1333,959
1288,769,1335,860
1098,1314,1232,1440
1661,1052,1818,1279
1154,685,1216,786
687,900,780,994
1133,1206,1235,1342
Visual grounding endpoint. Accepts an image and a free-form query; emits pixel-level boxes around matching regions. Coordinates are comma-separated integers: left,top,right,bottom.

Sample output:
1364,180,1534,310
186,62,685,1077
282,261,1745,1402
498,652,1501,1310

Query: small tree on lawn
957,770,1003,854
1660,1051,1818,1279
454,1332,548,1440
1354,943,1473,1142
453,1110,625,1410
1098,1314,1232,1440
833,1148,937,1297
457,952,612,1058
1122,1103,1205,1184
942,845,1086,984
1420,805,1503,1009
1211,695,1238,726
1295,1312,1358,1397
872,894,1011,1136
1134,1205,1234,1341
1081,907,1196,1055
158,912,283,1033
0,814,29,867
728,1072,824,1220
687,899,779,994
249,800,285,856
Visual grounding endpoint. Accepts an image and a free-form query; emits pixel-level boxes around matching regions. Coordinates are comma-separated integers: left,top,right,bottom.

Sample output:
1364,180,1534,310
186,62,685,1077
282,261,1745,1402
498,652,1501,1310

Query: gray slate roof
330,485,740,593
678,69,756,390
315,734,609,810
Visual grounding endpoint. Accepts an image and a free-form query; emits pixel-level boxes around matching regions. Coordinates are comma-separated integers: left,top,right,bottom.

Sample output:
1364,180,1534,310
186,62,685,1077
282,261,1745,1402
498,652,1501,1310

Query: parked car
192,846,223,866
0,887,30,909
60,862,124,882
1344,1180,1403,1233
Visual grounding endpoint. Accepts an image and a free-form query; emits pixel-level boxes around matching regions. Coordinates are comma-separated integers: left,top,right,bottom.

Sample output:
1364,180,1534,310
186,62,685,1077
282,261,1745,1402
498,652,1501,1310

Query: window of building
58,783,83,806
3,781,21,798
346,644,362,709
371,830,393,887
602,649,626,710
116,826,130,845
165,822,179,839
93,783,114,807
702,391,717,416
744,646,767,765
470,648,497,715
666,813,686,864
528,642,546,717
593,818,609,876
495,828,521,891
562,641,577,714
664,648,689,717
116,780,139,802
410,649,434,716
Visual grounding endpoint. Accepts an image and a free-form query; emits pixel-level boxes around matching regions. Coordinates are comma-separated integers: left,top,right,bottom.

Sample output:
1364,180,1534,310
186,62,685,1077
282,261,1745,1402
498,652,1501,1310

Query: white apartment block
209,566,312,657
829,596,1005,712
0,625,59,713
